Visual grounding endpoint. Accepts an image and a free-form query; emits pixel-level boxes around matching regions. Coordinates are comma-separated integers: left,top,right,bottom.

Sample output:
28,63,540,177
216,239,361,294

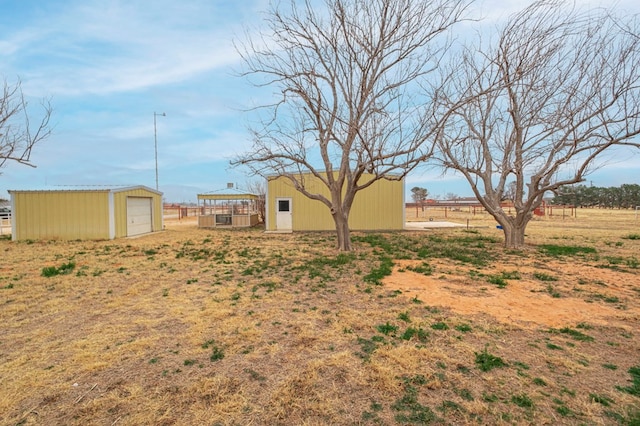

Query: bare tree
233,0,472,250
502,181,517,203
1,78,52,172
245,179,266,224
434,0,640,248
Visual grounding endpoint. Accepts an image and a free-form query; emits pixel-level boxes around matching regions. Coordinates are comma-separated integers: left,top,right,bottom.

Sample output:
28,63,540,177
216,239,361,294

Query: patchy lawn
1,210,639,425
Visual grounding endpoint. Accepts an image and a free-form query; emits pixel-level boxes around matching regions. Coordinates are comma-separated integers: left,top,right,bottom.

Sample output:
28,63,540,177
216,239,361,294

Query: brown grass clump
1,208,639,425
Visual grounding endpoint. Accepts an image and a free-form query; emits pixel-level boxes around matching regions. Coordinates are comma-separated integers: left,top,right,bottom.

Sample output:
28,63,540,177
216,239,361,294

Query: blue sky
1,0,639,203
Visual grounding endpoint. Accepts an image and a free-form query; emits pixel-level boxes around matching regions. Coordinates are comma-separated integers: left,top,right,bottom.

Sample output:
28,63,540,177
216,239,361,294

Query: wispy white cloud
3,0,264,97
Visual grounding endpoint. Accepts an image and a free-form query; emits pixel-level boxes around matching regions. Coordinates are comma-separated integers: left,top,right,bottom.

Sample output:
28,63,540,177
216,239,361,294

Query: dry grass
1,209,639,425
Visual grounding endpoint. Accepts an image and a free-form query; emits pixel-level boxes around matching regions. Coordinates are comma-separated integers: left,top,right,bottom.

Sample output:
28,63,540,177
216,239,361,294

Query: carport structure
197,189,259,229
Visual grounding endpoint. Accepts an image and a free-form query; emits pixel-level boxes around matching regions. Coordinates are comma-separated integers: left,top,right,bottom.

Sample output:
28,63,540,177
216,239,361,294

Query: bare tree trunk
500,221,526,249
495,211,531,249
332,211,352,251
329,184,353,251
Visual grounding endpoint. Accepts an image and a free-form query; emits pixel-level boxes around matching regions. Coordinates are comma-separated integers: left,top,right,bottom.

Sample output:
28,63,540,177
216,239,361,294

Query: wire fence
405,203,577,223
163,206,201,220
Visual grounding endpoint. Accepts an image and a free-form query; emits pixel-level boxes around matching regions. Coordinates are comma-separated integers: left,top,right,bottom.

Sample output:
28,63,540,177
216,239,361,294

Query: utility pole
153,112,166,191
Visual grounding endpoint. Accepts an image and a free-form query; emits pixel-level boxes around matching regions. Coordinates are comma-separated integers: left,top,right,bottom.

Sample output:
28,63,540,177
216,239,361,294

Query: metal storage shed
266,173,404,232
8,186,163,241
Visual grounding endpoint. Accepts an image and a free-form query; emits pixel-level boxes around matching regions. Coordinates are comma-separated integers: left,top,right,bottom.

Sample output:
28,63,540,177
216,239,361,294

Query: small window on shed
278,199,290,212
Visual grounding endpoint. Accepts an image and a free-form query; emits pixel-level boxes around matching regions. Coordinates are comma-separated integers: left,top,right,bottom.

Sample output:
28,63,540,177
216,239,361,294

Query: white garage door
127,197,153,236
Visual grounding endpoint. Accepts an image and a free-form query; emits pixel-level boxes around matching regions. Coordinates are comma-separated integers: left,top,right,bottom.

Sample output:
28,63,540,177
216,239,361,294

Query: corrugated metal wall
11,191,110,240
10,187,163,241
113,188,163,238
267,174,404,231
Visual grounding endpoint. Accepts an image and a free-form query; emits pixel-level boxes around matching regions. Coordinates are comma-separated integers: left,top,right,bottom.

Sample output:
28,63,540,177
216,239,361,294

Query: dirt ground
167,216,640,329
168,213,640,331
385,258,639,329
1,209,639,425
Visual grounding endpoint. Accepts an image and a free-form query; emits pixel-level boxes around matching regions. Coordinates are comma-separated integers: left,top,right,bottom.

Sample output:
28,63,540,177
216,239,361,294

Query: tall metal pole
153,112,165,191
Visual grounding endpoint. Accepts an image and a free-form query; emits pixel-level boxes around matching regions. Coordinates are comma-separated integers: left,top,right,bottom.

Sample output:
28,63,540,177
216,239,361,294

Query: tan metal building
266,173,404,232
9,186,163,241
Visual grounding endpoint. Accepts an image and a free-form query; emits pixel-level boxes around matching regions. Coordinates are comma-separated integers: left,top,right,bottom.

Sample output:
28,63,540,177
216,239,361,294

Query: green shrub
431,321,449,331
202,340,225,362
364,256,394,285
552,327,594,342
475,347,507,372
210,346,225,362
407,262,433,276
533,271,557,281
511,394,533,408
487,275,507,288
616,366,640,396
41,261,76,277
377,322,399,335
401,327,429,342
589,393,614,407
455,323,472,333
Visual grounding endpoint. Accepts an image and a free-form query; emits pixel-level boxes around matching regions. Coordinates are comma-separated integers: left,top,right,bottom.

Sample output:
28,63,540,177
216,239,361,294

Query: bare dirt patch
385,259,639,329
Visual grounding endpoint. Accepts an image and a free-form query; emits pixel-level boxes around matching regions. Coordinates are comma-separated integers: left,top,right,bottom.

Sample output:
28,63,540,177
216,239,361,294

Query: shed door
127,197,153,236
275,198,292,230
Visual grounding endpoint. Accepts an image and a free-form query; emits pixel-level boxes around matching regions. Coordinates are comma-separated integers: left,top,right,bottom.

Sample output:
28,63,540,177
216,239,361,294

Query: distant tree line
550,184,640,209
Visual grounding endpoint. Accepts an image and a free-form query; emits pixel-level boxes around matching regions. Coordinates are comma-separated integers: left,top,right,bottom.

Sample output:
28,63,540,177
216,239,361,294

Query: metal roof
197,187,258,201
8,185,162,196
